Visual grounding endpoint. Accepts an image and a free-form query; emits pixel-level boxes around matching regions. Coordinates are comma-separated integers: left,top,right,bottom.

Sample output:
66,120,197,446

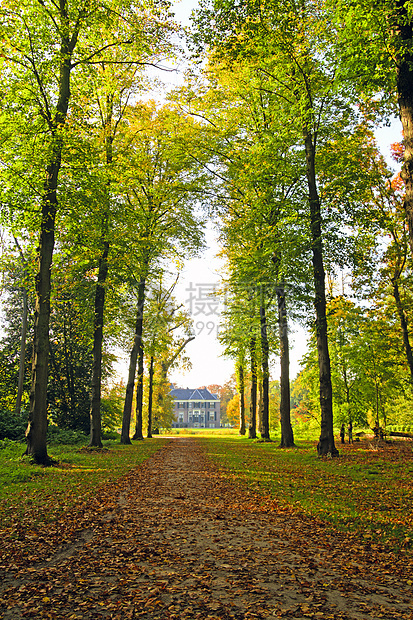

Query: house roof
170,387,219,401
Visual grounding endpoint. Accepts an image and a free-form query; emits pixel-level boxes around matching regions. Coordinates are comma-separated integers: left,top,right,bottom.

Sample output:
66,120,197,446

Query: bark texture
392,279,413,385
237,362,246,436
147,355,154,438
26,24,78,464
259,303,270,440
248,338,257,440
121,279,146,444
89,241,109,448
395,2,413,255
277,288,294,448
303,128,338,457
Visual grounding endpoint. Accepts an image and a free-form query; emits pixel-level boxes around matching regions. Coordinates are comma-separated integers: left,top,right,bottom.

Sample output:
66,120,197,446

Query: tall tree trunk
89,240,109,448
89,100,115,448
392,279,413,384
248,337,257,439
259,303,270,440
147,355,154,438
236,361,246,435
277,287,294,447
26,24,79,464
121,279,146,444
132,344,144,440
257,382,264,434
15,287,28,416
152,361,167,436
26,165,59,464
303,128,338,457
395,2,413,255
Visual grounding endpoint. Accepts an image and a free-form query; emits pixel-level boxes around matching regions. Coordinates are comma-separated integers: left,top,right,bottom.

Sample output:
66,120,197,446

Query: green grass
0,437,169,528
160,427,238,436
198,434,413,549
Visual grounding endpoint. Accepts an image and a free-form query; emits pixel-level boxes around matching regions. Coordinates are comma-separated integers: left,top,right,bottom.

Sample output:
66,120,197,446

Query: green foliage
46,427,88,446
0,409,27,441
101,383,124,432
48,284,94,433
298,294,413,430
269,380,281,431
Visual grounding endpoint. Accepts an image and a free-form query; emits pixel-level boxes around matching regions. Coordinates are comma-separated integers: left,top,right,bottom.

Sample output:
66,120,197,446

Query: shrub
0,408,27,441
101,430,119,440
47,426,88,445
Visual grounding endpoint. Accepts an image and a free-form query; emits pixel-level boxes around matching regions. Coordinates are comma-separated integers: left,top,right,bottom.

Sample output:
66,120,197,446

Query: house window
178,413,184,424
210,402,215,408
209,411,215,421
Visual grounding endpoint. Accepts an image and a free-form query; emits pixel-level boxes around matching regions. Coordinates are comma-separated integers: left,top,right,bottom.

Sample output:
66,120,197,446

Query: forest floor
0,437,412,620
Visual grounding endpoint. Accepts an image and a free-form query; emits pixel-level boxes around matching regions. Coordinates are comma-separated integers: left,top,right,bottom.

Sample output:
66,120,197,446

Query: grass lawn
197,434,413,551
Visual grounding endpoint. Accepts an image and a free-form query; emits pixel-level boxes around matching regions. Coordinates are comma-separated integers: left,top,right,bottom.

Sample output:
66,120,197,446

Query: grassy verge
160,427,238,436
0,437,169,530
198,434,413,550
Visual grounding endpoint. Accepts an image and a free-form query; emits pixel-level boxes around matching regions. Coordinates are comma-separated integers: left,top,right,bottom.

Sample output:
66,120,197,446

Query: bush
47,426,88,445
0,437,22,452
0,408,27,441
101,430,119,440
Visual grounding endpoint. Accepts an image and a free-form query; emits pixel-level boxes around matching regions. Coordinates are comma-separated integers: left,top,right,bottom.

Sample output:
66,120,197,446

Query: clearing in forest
0,438,412,619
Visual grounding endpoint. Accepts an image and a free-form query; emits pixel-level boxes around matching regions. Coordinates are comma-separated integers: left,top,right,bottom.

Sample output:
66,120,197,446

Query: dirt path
1,438,412,619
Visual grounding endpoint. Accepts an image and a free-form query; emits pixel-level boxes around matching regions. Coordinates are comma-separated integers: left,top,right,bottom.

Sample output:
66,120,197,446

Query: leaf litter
0,438,412,619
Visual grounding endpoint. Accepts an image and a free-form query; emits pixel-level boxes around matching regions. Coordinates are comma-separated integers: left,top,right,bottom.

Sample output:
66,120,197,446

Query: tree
334,0,413,257
204,379,236,425
0,243,34,413
152,337,195,433
48,280,93,433
235,357,246,434
192,0,392,454
115,103,206,442
0,0,174,463
277,286,295,447
226,392,240,427
144,280,194,436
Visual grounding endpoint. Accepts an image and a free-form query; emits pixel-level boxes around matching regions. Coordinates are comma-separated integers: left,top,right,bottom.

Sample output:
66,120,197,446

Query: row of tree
163,0,413,455
0,0,216,462
2,0,413,460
